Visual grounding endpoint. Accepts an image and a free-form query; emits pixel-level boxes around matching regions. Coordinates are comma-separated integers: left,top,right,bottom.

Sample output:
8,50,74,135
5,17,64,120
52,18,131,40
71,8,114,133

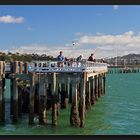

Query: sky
1,5,140,58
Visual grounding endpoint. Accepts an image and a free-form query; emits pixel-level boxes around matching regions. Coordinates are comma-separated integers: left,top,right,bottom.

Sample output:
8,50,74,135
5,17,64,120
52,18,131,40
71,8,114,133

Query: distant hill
105,53,140,66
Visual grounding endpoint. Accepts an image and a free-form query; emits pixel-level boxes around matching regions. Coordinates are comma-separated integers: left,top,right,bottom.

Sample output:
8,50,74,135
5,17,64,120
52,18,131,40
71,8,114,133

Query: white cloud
0,15,24,24
113,5,119,10
78,30,138,46
77,30,140,58
8,30,140,59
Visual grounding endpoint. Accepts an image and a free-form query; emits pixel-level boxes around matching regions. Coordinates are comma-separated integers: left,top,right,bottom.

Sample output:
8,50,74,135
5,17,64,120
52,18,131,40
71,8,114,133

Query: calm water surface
0,72,140,135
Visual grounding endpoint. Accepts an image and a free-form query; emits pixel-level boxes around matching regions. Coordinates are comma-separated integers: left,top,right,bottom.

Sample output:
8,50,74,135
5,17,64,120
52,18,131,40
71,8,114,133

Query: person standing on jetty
57,51,65,67
76,54,83,67
76,54,83,61
88,53,96,62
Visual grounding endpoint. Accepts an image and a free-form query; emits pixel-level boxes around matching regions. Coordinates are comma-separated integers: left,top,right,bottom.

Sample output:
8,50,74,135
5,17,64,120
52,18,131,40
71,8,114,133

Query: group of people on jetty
56,51,105,67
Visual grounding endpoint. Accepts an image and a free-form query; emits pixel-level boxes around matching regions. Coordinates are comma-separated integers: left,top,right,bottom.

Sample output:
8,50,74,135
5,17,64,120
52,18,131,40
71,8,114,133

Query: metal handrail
28,60,108,73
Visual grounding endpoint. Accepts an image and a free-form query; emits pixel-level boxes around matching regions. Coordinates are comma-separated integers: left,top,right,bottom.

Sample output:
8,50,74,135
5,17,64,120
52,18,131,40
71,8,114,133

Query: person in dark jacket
57,51,65,67
76,54,83,61
57,51,64,61
88,53,96,62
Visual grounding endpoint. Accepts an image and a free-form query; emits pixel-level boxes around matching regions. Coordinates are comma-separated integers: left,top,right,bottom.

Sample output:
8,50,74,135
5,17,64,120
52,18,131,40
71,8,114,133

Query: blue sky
1,5,140,58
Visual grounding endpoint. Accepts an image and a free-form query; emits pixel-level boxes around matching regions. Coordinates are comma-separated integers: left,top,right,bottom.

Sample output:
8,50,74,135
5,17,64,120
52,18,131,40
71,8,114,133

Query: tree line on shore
0,52,56,62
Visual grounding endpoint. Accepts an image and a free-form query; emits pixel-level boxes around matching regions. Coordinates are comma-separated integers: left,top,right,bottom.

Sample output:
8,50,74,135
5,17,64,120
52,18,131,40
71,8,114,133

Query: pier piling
98,75,101,98
69,83,72,104
85,80,91,110
29,72,35,125
103,73,106,95
90,78,95,105
12,61,19,123
51,73,57,127
0,61,5,123
79,72,86,128
39,76,46,125
70,80,80,127
94,75,98,101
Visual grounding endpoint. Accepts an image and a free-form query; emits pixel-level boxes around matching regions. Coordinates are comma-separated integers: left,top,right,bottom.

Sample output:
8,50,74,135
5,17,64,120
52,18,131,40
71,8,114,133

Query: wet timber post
19,62,23,74
38,74,47,125
47,83,52,110
29,72,35,125
103,73,106,95
90,77,95,105
51,73,58,127
88,78,91,109
2,62,5,123
79,72,86,128
69,83,72,103
99,74,102,97
61,83,68,109
100,74,103,95
70,79,80,127
85,80,91,110
34,73,39,115
65,83,69,108
0,61,5,123
98,74,101,98
56,83,60,116
94,75,98,101
24,62,28,74
10,62,14,115
77,83,81,103
12,61,19,123
18,62,23,117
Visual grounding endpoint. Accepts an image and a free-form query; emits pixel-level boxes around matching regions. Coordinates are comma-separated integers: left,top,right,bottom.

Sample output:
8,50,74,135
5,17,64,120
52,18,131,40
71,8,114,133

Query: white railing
28,60,108,73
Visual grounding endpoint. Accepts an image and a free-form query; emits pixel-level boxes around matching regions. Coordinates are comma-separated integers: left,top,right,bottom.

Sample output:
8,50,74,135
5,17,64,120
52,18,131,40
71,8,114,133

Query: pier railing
28,60,108,73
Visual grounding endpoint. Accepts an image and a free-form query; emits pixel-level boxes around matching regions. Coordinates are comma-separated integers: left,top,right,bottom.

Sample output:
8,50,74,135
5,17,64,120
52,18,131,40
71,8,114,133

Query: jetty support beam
70,80,80,127
79,72,86,128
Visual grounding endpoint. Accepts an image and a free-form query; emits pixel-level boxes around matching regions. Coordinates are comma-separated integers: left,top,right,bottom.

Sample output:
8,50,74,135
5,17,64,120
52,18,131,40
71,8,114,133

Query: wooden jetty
107,67,139,74
0,60,108,128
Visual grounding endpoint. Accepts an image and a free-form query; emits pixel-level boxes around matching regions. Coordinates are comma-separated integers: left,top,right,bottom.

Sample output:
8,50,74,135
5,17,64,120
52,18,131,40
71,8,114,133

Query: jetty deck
0,60,108,128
